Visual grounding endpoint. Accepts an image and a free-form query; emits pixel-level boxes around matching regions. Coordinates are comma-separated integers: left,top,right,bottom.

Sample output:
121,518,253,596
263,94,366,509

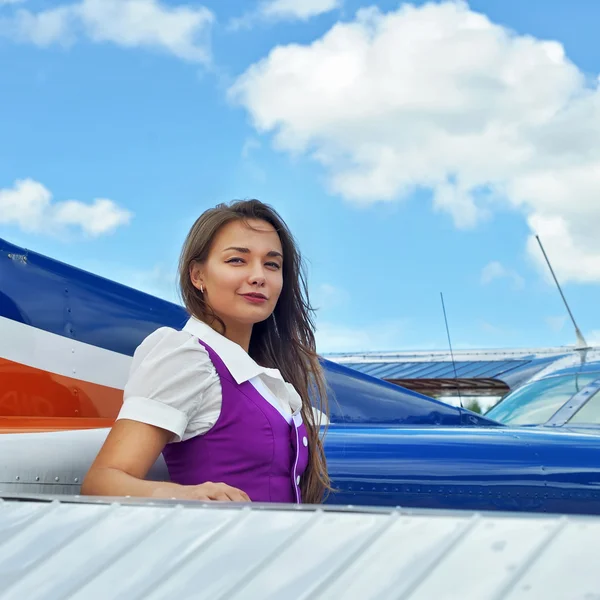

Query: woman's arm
82,328,250,501
81,419,177,498
81,419,250,501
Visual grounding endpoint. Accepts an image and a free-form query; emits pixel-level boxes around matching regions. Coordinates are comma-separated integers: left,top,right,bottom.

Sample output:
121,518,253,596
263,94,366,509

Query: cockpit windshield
485,373,600,426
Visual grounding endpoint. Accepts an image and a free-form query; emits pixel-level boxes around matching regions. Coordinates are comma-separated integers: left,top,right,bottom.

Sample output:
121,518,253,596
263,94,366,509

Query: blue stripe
1,237,188,357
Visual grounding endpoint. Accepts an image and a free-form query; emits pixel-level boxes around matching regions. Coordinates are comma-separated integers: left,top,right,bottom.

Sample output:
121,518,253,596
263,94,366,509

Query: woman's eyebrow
222,246,283,259
222,246,250,253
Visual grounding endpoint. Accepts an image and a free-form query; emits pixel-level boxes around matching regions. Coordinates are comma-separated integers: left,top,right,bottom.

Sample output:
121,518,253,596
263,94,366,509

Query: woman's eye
225,257,280,269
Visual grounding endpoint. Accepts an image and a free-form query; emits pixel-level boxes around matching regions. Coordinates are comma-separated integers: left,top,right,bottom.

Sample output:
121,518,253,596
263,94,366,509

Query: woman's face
192,218,284,327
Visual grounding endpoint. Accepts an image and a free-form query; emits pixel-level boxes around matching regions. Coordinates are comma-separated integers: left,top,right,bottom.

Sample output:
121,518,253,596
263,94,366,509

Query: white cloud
480,261,524,290
0,0,26,5
0,178,132,237
229,0,600,283
229,0,340,30
526,213,600,284
7,5,74,46
3,0,214,63
260,0,341,21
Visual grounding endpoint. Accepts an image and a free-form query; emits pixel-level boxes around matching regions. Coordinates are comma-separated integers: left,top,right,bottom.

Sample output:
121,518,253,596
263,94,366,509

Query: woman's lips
241,293,267,304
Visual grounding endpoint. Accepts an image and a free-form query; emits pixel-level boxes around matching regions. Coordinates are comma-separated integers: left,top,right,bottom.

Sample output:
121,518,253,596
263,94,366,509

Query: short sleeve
116,327,220,442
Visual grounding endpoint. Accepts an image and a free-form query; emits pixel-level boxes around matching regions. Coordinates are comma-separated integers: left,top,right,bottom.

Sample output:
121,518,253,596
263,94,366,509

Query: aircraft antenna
440,292,463,408
535,235,589,352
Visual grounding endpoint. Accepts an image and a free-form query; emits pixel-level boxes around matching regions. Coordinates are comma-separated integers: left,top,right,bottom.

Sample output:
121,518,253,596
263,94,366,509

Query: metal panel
1,496,599,600
346,360,538,382
0,428,170,497
336,355,573,390
348,362,397,378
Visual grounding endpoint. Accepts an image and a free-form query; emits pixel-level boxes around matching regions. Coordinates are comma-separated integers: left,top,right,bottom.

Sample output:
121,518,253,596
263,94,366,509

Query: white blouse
116,317,314,443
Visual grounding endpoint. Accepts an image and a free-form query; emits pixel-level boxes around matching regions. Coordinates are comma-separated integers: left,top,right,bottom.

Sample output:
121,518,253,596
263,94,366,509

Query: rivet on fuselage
35,476,40,481
55,477,60,482
15,476,19,481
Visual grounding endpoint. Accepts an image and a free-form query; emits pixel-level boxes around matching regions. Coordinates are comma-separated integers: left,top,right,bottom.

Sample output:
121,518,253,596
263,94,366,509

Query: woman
82,199,330,504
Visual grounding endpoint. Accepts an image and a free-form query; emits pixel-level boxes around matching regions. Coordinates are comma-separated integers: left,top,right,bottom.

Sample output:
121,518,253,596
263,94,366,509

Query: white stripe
293,422,301,503
0,316,131,389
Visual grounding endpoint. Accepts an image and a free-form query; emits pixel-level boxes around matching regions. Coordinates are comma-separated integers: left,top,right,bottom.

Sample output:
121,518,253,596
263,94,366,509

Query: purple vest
162,339,309,503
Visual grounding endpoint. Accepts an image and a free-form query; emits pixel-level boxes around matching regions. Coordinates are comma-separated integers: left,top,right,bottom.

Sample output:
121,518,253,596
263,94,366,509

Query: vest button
302,436,308,447
296,475,301,485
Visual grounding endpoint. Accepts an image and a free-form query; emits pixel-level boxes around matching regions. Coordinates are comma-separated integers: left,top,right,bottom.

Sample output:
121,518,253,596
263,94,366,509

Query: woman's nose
249,265,266,286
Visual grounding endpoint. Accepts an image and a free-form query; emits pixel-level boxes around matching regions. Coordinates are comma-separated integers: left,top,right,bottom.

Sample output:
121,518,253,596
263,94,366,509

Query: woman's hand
154,481,251,502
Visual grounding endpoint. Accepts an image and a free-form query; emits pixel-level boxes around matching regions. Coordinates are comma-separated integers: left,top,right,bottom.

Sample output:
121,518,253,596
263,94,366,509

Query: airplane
3,236,600,516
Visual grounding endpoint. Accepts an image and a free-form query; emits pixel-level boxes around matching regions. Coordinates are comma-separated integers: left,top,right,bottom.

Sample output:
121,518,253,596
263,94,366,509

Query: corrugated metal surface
327,350,580,390
343,357,569,388
0,496,599,599
346,360,531,380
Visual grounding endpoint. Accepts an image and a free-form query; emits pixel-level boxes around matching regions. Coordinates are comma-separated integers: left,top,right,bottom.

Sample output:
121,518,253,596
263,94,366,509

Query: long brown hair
178,199,330,503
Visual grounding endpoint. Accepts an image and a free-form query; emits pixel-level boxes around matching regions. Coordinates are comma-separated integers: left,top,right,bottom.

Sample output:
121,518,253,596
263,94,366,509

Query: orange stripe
0,357,123,433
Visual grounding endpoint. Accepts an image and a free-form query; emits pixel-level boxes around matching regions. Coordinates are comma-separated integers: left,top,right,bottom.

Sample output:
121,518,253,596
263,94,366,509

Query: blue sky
2,0,600,353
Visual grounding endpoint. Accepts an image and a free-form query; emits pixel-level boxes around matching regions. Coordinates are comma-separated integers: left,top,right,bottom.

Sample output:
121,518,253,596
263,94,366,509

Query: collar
183,316,284,385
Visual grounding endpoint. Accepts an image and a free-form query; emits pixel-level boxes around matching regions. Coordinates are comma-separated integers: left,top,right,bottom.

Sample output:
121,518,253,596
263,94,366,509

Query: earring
200,284,204,294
